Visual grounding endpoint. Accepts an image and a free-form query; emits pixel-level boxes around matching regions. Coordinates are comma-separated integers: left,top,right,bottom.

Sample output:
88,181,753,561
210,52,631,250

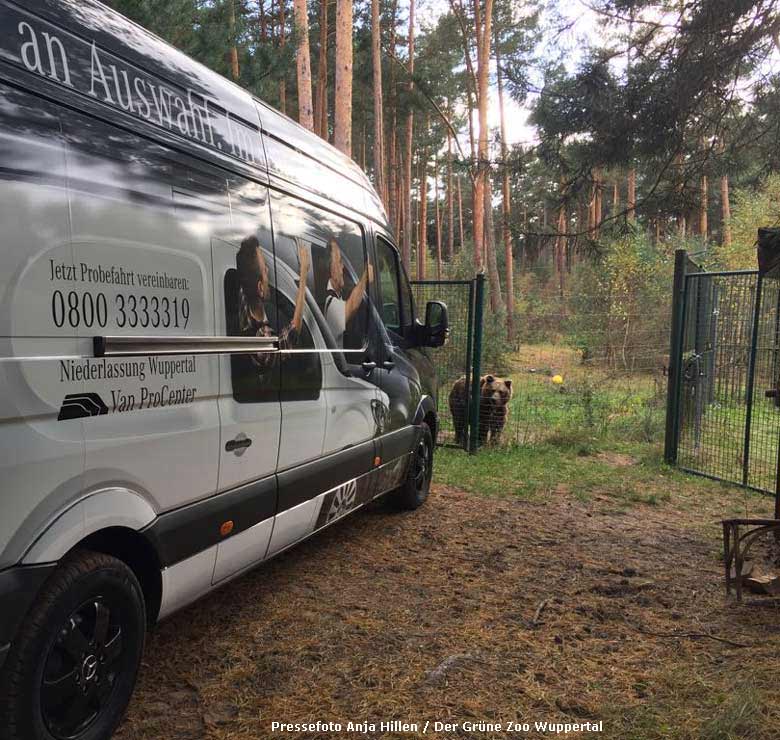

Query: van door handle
225,434,253,455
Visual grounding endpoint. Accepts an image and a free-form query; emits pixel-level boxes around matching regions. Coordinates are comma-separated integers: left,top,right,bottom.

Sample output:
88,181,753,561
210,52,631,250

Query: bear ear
485,374,495,383
504,379,513,391
479,375,488,386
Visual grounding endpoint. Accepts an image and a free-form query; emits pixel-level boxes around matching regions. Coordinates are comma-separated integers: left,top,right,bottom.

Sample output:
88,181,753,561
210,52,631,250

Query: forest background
105,0,780,380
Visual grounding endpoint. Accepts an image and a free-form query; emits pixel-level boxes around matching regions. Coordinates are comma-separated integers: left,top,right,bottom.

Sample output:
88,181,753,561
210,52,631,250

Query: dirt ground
115,481,780,740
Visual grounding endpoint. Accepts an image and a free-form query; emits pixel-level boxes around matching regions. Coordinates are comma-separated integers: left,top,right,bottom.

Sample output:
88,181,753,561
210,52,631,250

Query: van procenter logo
59,356,198,418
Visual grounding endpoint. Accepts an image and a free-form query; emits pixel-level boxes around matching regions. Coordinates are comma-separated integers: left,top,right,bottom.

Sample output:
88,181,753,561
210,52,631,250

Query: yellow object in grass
551,374,564,385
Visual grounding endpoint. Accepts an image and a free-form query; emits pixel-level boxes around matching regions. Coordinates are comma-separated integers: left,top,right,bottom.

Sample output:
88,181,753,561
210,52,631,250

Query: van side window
224,253,321,404
376,237,402,334
271,192,371,352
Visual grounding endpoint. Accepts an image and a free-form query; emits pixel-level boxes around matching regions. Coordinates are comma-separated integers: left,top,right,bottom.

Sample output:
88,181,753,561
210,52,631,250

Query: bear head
480,375,513,406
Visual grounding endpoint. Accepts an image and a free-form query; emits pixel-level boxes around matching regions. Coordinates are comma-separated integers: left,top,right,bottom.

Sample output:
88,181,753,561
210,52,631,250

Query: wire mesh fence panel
746,278,780,492
411,280,474,448
493,329,670,448
674,270,780,494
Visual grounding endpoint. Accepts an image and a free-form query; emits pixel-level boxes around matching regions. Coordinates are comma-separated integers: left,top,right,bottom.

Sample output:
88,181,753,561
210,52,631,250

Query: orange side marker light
220,520,234,537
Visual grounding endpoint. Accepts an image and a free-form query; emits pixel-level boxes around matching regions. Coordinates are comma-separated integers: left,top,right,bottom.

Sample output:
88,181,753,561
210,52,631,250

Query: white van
0,2,448,738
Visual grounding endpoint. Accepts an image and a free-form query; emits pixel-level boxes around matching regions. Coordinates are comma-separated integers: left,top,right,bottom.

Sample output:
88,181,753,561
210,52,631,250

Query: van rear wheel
0,550,145,740
389,423,434,510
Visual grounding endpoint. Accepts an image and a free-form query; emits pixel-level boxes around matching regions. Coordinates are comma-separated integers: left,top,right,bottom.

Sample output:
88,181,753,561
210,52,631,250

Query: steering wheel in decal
326,479,357,523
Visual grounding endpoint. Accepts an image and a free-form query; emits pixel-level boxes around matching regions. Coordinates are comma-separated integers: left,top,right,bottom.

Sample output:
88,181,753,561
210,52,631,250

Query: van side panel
61,110,221,513
0,83,86,569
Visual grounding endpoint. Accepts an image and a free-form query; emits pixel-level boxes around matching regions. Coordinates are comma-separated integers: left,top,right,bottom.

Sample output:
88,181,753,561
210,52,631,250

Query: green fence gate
665,249,780,494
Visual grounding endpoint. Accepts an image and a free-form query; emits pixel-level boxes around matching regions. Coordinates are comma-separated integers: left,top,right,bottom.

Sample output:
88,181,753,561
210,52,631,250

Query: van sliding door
209,176,282,582
268,190,381,541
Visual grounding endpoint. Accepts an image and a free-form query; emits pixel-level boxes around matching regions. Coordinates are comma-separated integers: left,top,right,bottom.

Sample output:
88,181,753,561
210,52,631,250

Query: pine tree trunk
228,0,240,80
333,0,353,156
485,178,502,312
446,127,454,262
588,177,596,234
398,160,406,253
675,152,685,236
389,110,398,231
314,0,329,139
386,0,399,229
496,32,513,338
418,145,428,280
520,206,527,272
294,0,314,130
260,0,268,41
434,149,442,279
699,174,708,239
457,174,465,253
556,205,566,298
627,167,636,221
371,0,385,202
402,0,415,271
472,0,494,273
721,174,732,247
595,169,602,237
278,0,287,114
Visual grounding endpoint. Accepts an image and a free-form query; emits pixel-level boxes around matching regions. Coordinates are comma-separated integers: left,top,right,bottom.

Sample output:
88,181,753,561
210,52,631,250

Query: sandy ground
115,482,780,740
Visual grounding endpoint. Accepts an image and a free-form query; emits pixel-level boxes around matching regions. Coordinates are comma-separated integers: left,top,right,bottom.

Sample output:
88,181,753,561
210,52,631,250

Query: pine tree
333,0,353,155
294,0,314,129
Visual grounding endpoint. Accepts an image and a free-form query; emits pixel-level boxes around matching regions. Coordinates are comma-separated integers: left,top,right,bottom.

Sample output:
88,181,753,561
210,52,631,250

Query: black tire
0,550,146,740
389,423,434,510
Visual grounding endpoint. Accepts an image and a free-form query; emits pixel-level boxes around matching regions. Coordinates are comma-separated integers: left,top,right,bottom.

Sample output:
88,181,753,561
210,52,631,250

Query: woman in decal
236,234,310,372
323,237,373,349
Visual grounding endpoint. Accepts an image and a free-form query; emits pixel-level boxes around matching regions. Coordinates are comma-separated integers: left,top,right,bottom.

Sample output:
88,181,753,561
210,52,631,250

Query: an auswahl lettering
15,15,260,165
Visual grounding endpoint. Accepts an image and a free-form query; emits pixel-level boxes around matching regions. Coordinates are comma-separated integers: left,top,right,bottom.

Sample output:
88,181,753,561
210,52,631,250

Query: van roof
25,0,387,226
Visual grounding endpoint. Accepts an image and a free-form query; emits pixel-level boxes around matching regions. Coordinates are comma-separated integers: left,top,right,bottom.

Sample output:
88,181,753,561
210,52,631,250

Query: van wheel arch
77,527,162,627
423,411,438,445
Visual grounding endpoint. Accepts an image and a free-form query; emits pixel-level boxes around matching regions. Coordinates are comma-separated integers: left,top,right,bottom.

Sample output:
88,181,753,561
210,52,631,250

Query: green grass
607,667,773,740
436,440,691,505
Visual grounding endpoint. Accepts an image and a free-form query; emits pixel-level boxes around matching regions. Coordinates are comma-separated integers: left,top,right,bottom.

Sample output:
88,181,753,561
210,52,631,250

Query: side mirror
422,300,449,347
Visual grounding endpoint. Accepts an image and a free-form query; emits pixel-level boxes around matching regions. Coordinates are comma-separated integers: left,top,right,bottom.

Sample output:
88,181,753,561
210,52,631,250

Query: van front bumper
0,563,56,671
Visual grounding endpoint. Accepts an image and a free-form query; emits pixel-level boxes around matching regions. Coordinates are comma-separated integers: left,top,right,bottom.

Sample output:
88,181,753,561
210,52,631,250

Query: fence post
462,279,476,450
664,249,688,464
742,274,764,487
468,272,485,454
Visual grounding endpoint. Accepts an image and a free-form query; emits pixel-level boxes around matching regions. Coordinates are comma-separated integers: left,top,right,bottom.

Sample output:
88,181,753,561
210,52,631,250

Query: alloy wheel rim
41,597,124,739
414,438,431,492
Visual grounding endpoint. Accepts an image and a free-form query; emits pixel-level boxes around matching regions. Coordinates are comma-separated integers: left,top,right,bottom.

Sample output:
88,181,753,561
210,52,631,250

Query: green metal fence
411,273,485,452
665,249,780,494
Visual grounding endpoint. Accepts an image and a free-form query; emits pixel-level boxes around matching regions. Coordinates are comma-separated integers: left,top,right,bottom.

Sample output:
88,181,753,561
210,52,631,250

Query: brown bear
448,375,470,445
449,374,513,446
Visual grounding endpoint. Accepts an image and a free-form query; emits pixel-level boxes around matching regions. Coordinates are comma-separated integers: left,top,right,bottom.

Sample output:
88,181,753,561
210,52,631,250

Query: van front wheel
0,550,146,740
389,423,434,510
